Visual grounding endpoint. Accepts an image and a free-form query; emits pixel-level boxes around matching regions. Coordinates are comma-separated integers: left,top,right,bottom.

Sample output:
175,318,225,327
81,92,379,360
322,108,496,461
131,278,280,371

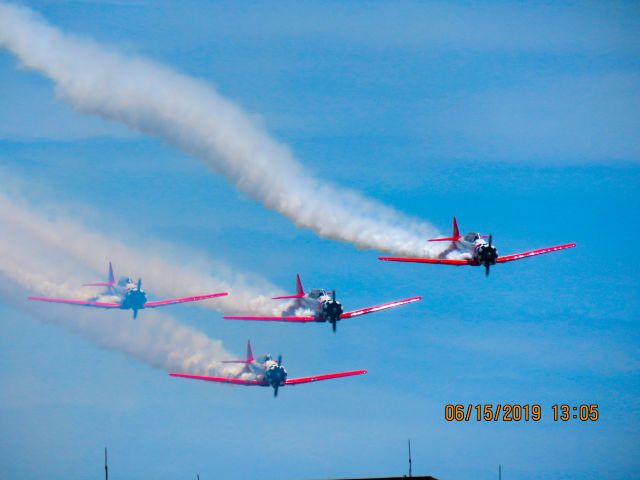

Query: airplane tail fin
246,340,254,362
82,261,117,289
108,262,115,286
272,273,306,300
296,273,305,296
222,340,255,364
428,216,462,242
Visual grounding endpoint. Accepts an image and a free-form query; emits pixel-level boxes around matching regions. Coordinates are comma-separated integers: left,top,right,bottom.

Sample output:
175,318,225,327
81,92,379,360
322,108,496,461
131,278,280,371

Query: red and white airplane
379,217,576,276
28,262,228,318
169,340,366,397
224,274,421,332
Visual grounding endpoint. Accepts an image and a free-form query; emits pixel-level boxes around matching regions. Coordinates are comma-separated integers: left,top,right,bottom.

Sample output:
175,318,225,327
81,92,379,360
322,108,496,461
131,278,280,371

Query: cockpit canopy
259,354,273,363
117,276,133,287
308,289,327,299
464,232,482,242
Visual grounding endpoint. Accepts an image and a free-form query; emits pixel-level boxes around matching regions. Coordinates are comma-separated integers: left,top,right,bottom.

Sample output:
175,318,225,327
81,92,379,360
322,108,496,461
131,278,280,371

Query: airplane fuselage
263,359,288,388
448,232,499,266
92,276,147,313
239,358,288,388
287,288,344,324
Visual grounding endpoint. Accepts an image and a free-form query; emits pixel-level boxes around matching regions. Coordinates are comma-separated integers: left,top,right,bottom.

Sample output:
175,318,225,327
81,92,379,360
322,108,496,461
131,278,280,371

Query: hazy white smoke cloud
0,2,442,257
0,189,282,315
0,229,241,377
0,276,239,377
0,193,262,377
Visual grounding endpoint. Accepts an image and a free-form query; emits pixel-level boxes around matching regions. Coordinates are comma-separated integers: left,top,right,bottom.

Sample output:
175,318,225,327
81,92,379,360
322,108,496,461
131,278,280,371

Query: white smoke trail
0,208,251,377
2,282,238,377
0,248,243,377
0,187,283,315
0,3,442,258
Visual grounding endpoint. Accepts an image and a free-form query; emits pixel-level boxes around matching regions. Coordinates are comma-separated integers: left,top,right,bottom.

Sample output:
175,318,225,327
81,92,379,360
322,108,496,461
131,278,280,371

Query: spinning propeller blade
332,290,338,332
485,234,493,276
274,354,283,397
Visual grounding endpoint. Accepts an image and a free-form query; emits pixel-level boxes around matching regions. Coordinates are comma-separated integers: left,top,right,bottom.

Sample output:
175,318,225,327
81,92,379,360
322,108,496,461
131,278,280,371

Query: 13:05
552,404,599,421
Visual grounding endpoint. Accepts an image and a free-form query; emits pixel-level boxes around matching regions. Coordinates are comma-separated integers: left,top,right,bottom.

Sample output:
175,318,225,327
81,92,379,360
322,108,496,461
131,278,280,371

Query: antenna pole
499,464,501,480
408,439,412,478
105,447,108,480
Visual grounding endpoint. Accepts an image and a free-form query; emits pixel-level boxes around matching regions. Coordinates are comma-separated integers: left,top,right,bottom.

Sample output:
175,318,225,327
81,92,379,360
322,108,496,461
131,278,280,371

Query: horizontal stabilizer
272,293,305,300
427,237,460,242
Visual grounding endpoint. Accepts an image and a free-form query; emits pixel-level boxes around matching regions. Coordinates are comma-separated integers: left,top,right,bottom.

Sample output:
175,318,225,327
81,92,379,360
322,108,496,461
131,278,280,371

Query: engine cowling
322,299,343,322
476,244,498,266
265,365,287,387
123,289,147,309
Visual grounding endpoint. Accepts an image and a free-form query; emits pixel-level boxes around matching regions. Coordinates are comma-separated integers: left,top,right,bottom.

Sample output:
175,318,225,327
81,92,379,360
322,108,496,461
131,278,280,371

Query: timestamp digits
444,404,599,422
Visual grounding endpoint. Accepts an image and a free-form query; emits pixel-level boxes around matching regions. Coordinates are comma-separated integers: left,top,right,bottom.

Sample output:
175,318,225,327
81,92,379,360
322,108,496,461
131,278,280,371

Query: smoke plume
0,2,442,257
0,236,240,377
0,191,267,377
0,189,282,315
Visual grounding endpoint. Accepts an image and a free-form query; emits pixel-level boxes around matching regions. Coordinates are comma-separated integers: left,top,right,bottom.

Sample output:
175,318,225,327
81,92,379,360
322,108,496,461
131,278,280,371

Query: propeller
475,234,498,277
130,278,144,319
483,234,498,276
322,289,343,333
273,354,283,397
485,235,492,277
332,292,337,333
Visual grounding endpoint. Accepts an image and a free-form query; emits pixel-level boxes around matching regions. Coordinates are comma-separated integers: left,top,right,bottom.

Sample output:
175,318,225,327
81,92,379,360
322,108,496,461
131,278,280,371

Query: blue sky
0,1,639,479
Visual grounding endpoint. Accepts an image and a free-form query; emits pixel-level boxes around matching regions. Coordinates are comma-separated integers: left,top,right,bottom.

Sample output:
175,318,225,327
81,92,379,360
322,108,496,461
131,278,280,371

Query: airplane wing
144,292,228,308
378,256,474,265
284,369,367,385
341,296,422,319
168,373,267,386
496,243,576,263
27,296,121,308
223,315,316,322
